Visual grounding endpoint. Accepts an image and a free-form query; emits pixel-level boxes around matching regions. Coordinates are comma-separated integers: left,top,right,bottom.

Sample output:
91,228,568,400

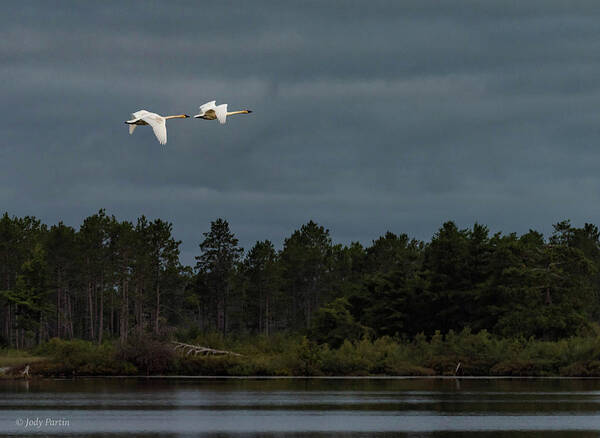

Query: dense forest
1,210,600,352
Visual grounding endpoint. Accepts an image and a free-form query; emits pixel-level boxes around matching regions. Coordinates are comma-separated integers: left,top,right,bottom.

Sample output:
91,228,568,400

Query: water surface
1,377,599,437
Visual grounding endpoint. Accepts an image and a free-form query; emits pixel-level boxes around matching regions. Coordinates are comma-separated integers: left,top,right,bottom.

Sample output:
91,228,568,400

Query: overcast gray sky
3,1,600,264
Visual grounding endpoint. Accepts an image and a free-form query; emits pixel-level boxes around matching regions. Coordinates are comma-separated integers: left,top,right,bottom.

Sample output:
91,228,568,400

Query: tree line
1,210,599,349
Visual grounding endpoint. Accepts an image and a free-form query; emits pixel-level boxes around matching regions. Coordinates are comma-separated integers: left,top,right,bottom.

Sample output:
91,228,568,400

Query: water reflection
1,377,600,436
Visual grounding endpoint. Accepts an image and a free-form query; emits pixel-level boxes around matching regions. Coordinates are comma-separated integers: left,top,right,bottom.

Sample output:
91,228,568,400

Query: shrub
560,360,600,377
117,335,174,375
490,359,555,376
33,338,136,376
309,298,368,348
287,336,324,376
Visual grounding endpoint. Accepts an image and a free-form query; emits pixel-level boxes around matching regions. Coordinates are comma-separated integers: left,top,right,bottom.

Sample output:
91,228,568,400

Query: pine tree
280,221,333,330
195,219,243,334
242,240,281,334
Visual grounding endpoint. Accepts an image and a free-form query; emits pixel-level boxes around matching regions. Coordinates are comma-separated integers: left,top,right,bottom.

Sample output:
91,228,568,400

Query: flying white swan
125,110,189,145
194,101,252,124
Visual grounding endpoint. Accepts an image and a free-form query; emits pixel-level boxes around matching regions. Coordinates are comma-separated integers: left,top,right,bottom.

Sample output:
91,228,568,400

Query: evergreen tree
349,233,424,337
0,214,45,347
242,240,281,334
78,210,111,341
45,222,77,340
147,219,181,335
13,244,51,347
195,218,243,334
280,221,333,330
108,219,135,342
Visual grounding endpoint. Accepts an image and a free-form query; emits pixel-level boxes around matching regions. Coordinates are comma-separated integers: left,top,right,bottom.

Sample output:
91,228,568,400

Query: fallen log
171,341,243,357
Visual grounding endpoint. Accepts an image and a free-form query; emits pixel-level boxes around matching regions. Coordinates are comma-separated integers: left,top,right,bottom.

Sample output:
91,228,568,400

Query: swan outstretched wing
132,110,151,119
140,114,167,145
127,110,151,133
214,104,228,124
198,101,216,116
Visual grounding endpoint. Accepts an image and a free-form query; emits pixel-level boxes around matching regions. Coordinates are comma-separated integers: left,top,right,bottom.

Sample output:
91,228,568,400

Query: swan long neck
165,114,189,120
226,110,252,116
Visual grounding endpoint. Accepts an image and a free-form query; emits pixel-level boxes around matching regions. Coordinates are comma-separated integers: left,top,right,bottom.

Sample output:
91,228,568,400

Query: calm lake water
1,377,600,437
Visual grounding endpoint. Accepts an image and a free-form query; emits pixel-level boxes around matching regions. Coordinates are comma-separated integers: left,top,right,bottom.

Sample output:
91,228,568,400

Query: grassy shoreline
0,350,47,369
5,330,600,378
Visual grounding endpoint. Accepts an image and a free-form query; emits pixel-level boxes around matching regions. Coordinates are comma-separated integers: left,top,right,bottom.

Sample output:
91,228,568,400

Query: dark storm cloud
3,0,600,264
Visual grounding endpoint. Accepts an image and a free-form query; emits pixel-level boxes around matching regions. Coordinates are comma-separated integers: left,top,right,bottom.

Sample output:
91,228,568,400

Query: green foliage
116,335,174,375
490,359,556,376
560,361,600,377
346,220,600,342
309,297,368,348
10,243,52,334
4,209,600,378
7,331,600,377
0,349,46,368
280,221,334,330
35,338,136,375
193,218,243,334
290,336,324,376
240,240,283,334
